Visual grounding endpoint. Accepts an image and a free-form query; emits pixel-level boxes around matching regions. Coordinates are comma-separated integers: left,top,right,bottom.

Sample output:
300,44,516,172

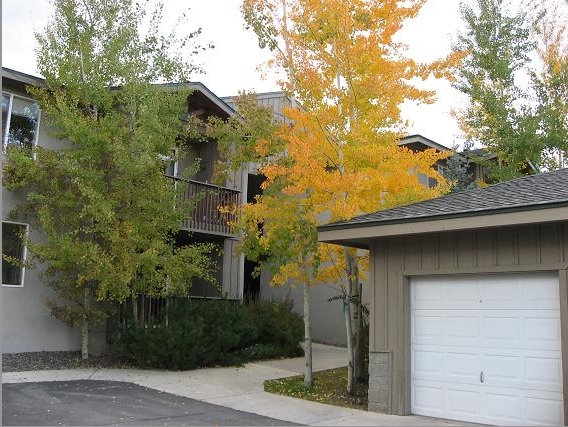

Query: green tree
531,1,568,170
444,150,478,193
2,0,218,358
452,0,567,180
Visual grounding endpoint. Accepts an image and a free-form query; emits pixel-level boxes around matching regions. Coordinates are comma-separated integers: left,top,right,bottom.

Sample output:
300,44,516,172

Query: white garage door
411,272,564,426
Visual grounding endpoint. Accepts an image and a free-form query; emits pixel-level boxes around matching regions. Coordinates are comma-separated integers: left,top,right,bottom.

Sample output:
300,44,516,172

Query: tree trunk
344,277,355,394
349,251,362,383
303,279,313,387
81,286,90,360
132,295,138,325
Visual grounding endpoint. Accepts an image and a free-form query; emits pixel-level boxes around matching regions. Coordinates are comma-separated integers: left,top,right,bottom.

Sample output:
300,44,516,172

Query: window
2,221,28,287
2,92,40,152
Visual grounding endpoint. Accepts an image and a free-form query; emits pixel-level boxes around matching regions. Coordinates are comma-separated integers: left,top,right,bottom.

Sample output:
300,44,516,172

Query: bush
113,298,303,370
242,299,304,360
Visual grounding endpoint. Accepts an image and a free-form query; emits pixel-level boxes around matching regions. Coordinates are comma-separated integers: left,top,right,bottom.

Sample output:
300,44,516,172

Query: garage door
411,272,563,426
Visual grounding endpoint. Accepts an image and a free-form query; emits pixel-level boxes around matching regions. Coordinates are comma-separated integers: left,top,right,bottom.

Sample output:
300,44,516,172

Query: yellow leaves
238,0,455,289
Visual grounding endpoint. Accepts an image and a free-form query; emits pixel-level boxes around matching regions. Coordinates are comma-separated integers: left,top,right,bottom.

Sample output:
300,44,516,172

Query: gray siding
2,81,85,353
368,222,568,417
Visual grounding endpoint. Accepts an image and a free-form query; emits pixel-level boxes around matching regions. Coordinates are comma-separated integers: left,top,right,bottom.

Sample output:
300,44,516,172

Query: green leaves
3,0,217,328
452,0,568,179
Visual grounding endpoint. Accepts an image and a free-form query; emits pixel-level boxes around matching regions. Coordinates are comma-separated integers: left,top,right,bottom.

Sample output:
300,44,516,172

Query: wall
2,81,86,353
367,222,568,418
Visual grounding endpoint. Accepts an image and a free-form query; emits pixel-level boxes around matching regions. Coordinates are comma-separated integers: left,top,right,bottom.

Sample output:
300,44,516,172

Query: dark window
2,93,40,151
2,222,28,286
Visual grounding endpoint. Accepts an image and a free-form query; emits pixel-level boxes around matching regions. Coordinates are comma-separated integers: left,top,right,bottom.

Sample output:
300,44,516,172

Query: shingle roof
320,168,568,230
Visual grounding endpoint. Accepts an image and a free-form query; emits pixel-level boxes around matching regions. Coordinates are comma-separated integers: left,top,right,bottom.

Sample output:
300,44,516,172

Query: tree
451,0,568,180
2,0,218,359
444,149,478,193
229,0,456,393
531,1,568,170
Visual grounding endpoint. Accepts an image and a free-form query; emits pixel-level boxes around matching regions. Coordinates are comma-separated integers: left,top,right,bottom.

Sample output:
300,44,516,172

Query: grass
263,366,368,410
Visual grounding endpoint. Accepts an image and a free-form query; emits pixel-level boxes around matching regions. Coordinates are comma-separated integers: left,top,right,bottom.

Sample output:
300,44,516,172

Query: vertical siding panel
387,237,403,415
374,240,388,351
369,240,377,350
473,232,479,267
496,228,516,266
558,268,568,424
457,231,475,269
475,230,493,267
404,236,420,271
539,223,561,264
438,233,455,269
518,225,538,265
561,224,568,264
421,235,437,271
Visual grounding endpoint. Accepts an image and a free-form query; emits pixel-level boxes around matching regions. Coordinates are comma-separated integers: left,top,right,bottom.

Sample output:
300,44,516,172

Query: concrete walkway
2,344,474,426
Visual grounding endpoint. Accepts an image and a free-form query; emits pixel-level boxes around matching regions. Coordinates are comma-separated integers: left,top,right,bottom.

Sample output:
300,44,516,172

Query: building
2,68,247,353
318,168,568,426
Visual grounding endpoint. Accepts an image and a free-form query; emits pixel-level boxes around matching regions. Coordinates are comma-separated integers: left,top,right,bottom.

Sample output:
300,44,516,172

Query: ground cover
264,366,368,410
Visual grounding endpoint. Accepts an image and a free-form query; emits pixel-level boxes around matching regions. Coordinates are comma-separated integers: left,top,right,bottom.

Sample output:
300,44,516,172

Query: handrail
166,175,240,236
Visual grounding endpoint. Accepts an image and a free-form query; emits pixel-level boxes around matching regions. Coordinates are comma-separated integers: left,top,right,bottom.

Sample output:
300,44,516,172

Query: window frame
2,220,29,288
2,91,41,154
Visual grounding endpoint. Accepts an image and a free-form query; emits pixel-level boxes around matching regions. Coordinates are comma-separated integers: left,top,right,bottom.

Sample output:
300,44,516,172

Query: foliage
452,0,568,180
230,0,459,392
444,152,478,193
113,298,303,370
264,366,368,410
241,298,304,360
207,92,284,183
2,0,217,343
531,2,568,171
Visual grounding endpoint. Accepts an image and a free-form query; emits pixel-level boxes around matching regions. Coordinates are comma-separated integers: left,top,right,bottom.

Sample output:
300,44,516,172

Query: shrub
242,299,304,360
113,297,302,370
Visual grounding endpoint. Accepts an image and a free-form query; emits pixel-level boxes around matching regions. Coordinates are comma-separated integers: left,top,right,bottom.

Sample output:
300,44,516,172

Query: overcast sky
2,0,471,147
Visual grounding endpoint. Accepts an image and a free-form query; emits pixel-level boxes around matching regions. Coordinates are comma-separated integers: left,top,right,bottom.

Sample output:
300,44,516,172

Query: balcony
168,176,240,236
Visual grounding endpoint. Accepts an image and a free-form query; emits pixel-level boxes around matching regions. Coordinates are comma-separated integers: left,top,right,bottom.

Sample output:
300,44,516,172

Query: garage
411,273,563,425
317,168,568,425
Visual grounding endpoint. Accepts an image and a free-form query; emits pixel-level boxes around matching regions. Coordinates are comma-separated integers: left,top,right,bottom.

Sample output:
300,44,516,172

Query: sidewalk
2,344,473,426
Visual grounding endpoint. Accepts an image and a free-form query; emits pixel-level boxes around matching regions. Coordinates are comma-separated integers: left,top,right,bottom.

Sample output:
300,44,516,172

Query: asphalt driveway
2,380,299,426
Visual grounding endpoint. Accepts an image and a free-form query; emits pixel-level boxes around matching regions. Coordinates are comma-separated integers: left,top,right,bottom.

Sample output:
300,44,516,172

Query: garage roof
318,168,568,248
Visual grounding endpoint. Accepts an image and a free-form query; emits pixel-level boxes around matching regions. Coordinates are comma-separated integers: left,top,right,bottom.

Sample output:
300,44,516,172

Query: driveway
2,380,299,426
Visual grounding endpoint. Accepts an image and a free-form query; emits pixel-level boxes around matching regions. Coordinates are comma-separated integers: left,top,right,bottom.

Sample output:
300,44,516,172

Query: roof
2,67,45,87
2,67,235,117
318,168,568,248
399,134,451,153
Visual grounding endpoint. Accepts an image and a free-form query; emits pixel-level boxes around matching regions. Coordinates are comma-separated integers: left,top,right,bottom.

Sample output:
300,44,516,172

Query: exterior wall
368,221,568,420
260,271,370,346
2,81,86,353
259,276,347,345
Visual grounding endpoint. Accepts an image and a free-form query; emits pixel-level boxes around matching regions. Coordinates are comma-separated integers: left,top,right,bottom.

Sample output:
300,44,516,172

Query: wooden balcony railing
167,176,240,236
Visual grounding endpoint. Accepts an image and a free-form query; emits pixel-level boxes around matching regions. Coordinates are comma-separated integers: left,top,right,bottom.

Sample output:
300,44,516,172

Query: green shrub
113,298,303,370
242,299,304,360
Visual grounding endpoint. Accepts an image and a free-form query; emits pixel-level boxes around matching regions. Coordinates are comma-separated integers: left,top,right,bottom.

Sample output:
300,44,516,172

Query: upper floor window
2,221,29,287
2,92,40,152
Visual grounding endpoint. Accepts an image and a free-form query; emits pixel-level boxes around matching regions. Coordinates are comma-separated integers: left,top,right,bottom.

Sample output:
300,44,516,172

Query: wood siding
368,221,568,417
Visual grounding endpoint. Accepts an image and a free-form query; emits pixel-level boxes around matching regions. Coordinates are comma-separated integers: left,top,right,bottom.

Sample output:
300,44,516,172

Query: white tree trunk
345,278,355,394
303,279,314,387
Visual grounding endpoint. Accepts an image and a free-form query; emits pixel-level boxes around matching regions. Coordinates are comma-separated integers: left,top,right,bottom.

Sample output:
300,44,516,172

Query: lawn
264,366,368,410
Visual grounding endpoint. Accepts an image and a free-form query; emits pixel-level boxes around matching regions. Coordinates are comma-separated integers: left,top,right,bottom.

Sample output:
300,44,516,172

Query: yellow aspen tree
238,0,459,393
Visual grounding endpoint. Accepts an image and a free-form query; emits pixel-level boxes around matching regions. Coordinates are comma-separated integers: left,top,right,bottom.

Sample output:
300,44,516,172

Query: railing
167,176,240,236
106,295,242,343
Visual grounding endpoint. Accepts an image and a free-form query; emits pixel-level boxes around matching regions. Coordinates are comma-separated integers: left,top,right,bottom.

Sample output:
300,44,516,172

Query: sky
2,0,468,147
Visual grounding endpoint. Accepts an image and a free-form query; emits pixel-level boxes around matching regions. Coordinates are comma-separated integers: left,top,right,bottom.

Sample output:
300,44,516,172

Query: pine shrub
113,298,302,370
